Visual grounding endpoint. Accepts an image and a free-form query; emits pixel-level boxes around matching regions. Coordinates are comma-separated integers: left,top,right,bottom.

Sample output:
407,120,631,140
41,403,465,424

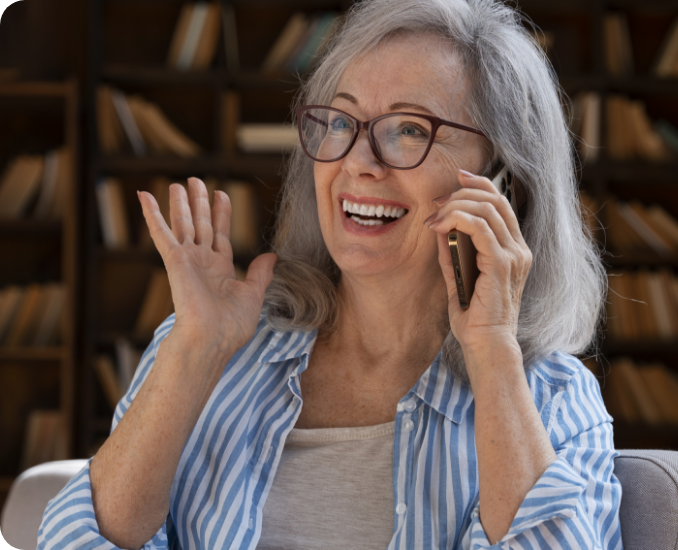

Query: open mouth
341,199,408,226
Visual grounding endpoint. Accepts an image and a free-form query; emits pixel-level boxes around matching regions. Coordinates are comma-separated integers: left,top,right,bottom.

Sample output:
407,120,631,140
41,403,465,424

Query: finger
169,183,195,244
212,190,233,259
244,253,278,302
138,191,179,257
435,187,523,244
428,208,504,262
187,177,213,247
431,198,514,249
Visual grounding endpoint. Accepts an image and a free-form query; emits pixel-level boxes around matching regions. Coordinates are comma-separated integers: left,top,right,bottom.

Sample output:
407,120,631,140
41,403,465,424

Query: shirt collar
257,325,473,425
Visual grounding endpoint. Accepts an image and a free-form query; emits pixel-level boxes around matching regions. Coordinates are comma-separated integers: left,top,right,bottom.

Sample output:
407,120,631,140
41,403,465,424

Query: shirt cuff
468,455,587,549
37,458,169,550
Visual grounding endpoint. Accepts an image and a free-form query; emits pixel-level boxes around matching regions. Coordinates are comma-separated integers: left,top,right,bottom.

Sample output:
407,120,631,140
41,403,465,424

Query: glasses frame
295,104,488,170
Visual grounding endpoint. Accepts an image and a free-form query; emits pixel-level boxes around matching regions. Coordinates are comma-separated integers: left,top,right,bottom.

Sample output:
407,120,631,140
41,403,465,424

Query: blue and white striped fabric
38,312,622,550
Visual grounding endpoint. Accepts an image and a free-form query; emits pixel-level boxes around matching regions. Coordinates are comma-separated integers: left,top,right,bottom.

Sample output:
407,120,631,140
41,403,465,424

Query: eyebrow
333,92,435,116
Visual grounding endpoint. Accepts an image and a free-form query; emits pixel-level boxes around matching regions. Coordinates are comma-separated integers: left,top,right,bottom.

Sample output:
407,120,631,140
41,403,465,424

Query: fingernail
424,212,438,225
432,193,452,205
459,169,475,178
136,190,142,200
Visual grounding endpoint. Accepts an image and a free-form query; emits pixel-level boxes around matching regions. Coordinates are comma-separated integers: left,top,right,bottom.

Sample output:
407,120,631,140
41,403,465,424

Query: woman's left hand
426,169,532,355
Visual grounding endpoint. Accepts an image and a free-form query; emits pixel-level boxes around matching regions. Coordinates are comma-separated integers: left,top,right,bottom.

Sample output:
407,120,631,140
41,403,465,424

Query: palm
138,178,276,350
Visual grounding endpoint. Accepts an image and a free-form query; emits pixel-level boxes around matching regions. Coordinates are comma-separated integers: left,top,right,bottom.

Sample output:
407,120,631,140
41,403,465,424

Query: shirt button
403,400,416,412
396,503,407,514
403,419,414,432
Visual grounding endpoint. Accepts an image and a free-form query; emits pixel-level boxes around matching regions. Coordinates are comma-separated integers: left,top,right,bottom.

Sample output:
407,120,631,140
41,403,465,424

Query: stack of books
0,147,73,219
600,357,678,426
167,2,222,71
0,284,67,348
603,198,678,258
603,13,634,76
97,176,260,256
97,85,202,158
607,269,678,341
653,16,678,77
20,410,68,472
261,12,339,74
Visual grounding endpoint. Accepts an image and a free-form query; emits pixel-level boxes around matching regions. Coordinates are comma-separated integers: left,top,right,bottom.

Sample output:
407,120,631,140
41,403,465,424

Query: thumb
245,252,278,301
436,232,463,319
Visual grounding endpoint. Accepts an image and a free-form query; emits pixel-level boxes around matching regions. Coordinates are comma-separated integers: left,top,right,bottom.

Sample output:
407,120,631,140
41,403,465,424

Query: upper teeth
342,199,406,219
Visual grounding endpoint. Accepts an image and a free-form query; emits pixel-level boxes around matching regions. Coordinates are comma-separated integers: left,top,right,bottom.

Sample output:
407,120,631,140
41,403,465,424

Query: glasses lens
372,114,433,168
299,108,355,161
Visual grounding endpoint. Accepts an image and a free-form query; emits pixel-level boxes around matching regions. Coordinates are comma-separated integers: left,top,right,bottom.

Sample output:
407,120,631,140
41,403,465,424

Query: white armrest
1,460,89,550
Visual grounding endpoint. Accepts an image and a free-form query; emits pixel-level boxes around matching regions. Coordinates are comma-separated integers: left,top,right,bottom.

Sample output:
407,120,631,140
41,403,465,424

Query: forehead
334,32,468,119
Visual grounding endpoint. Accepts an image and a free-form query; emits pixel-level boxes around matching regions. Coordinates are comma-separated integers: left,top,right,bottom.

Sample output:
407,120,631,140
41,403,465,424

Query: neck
320,264,449,379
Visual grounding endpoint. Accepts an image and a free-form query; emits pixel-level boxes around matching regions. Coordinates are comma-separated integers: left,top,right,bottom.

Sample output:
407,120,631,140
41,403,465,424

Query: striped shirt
38,312,623,550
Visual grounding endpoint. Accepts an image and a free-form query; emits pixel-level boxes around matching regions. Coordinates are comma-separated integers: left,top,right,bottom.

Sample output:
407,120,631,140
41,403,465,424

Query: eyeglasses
295,104,487,170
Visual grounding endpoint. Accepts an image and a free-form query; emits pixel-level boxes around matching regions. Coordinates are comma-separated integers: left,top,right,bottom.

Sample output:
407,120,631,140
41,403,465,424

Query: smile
342,199,408,226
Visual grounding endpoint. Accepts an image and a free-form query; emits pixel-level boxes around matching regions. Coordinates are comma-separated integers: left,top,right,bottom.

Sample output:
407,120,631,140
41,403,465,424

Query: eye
399,123,429,138
329,116,352,130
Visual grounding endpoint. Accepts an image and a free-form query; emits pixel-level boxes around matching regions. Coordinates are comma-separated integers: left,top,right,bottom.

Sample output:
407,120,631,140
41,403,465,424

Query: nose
342,128,387,178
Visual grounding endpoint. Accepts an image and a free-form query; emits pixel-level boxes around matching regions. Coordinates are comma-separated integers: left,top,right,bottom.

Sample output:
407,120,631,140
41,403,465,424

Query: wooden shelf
0,347,65,362
601,339,678,355
0,220,61,235
95,154,284,178
101,64,224,86
96,331,153,347
582,161,678,183
602,254,678,268
95,247,161,262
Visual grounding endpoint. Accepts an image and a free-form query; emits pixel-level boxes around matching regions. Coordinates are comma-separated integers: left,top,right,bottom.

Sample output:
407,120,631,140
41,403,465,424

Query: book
236,123,297,153
94,355,123,411
176,2,210,70
33,284,67,347
603,360,640,423
0,155,46,218
632,270,657,339
646,205,678,247
0,286,24,343
617,202,674,257
134,99,202,158
645,271,677,340
167,3,195,68
653,16,678,77
614,357,663,425
96,177,130,249
221,180,259,254
135,268,174,336
290,12,339,73
603,13,634,76
20,410,68,472
578,92,601,162
110,87,147,157
606,273,624,339
97,85,126,154
3,284,43,347
221,91,240,155
192,2,221,70
654,119,678,154
639,364,678,425
261,13,308,73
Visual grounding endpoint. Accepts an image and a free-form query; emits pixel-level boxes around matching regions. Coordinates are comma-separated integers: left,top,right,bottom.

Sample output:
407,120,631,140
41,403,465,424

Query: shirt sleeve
37,315,177,550
461,364,623,550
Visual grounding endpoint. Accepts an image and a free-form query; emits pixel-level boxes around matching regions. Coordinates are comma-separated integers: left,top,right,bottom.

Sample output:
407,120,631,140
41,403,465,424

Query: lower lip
339,207,406,236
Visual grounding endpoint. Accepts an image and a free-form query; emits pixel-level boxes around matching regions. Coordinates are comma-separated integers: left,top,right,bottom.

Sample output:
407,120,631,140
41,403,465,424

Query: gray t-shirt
256,420,396,550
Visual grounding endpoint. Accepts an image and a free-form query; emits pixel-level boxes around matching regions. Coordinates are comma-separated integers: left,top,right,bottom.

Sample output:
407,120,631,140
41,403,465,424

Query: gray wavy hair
263,0,607,381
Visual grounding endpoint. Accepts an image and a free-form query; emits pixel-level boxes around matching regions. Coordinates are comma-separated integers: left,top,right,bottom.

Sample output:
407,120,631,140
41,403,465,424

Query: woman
39,0,621,548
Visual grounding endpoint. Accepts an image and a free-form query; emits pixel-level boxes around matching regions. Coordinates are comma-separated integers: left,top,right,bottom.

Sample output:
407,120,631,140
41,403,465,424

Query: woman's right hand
137,177,277,355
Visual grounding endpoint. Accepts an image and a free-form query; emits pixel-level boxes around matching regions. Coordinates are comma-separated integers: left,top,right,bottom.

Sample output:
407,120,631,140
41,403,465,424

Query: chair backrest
615,449,678,550
0,459,88,550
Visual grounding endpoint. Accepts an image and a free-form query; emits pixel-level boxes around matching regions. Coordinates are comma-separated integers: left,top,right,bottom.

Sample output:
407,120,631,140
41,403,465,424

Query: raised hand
137,177,277,355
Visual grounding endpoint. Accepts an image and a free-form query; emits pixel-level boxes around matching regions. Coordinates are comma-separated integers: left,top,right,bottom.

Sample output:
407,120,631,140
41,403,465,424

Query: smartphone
448,166,521,309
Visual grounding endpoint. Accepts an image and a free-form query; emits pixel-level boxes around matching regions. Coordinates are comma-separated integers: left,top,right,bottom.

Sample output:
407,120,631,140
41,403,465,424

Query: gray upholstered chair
2,451,678,550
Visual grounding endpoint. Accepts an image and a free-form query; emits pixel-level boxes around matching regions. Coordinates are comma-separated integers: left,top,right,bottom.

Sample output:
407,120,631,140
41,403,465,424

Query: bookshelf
0,78,79,510
76,0,678,455
79,0,353,456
